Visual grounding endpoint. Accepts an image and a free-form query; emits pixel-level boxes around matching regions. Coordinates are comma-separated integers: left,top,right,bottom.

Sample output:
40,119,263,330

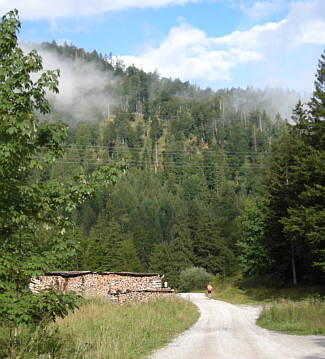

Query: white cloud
121,22,262,81
0,0,200,20
285,0,325,46
211,20,285,49
120,0,325,87
240,0,288,19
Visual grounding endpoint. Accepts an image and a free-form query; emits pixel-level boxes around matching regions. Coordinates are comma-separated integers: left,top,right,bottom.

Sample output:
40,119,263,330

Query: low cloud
21,43,117,125
0,0,200,20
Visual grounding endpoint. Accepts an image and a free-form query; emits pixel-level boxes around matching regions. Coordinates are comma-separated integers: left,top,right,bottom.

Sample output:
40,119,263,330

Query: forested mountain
29,40,310,288
33,40,304,127
7,37,324,288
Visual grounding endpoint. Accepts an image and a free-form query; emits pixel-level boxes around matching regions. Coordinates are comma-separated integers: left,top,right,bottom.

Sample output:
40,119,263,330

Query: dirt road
149,293,325,359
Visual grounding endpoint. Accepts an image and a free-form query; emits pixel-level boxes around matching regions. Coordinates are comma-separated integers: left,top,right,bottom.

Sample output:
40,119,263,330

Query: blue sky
2,0,325,92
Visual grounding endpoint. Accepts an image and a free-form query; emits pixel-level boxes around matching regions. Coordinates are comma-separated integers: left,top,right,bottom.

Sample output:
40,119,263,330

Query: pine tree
262,50,325,283
84,215,125,271
309,51,325,122
237,197,272,276
115,239,143,272
262,131,300,283
149,242,175,285
280,52,325,276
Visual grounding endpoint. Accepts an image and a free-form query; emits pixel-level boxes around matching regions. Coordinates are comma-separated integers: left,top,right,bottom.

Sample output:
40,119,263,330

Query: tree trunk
252,126,257,152
155,140,158,174
291,239,297,285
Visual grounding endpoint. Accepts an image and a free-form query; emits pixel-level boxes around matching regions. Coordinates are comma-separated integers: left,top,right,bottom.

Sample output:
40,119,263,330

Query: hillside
29,41,295,286
11,41,325,288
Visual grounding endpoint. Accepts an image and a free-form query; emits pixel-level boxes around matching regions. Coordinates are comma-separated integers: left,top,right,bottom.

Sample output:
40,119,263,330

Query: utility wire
41,144,269,155
35,159,267,168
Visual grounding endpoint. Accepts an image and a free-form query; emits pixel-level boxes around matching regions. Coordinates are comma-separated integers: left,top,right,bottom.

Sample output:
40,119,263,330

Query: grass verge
257,297,325,335
1,296,199,359
211,276,325,335
212,276,325,305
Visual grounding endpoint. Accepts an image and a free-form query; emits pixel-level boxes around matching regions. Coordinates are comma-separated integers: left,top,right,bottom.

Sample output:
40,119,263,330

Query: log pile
30,271,174,303
109,289,175,304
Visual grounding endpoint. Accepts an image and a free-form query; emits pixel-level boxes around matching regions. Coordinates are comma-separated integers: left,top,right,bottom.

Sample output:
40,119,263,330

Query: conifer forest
40,40,324,287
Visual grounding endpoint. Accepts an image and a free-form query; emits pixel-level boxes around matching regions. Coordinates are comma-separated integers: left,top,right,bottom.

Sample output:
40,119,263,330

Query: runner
206,282,214,299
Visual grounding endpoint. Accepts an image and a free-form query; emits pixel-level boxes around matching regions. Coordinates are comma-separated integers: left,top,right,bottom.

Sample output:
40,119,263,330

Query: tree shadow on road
303,337,325,359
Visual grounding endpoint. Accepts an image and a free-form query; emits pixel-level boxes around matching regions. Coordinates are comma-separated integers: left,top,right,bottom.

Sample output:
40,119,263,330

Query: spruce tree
281,51,325,276
237,197,272,276
262,50,325,283
115,239,143,272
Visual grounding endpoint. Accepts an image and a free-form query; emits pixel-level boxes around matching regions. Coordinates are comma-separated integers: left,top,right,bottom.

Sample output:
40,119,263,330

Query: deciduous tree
0,10,124,339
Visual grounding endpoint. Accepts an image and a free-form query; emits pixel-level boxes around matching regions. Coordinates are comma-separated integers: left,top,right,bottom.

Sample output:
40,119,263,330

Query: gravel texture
149,293,325,359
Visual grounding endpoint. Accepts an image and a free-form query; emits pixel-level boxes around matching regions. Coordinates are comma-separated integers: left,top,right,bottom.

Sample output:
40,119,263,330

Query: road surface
149,293,325,359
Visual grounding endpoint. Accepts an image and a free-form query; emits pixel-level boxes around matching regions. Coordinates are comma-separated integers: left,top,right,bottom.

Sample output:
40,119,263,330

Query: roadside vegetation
178,266,213,292
257,297,325,335
0,296,199,359
212,275,325,304
211,275,325,335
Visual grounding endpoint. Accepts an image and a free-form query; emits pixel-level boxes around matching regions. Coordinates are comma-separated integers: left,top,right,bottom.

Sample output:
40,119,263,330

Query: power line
41,144,269,155
35,159,267,168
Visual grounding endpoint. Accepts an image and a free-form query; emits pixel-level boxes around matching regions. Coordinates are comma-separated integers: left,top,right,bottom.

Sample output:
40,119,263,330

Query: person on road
206,282,214,299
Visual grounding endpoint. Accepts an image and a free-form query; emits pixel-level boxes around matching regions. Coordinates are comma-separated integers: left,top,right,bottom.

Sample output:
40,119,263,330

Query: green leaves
0,9,125,334
237,197,272,276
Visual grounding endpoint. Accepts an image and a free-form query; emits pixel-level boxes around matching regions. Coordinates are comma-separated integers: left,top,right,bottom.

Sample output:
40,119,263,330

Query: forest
0,10,324,335
38,39,324,288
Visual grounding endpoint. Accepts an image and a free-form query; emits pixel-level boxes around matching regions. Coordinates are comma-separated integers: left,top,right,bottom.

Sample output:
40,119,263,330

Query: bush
178,267,213,292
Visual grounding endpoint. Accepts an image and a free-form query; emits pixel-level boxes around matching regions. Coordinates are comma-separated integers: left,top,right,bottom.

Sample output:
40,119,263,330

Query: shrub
178,266,213,292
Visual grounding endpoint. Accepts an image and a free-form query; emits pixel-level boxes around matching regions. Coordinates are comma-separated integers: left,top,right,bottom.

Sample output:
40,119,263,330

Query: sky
1,0,325,92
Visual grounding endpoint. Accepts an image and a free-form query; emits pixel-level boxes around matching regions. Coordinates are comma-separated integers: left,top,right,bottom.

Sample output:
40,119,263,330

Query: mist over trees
28,40,306,129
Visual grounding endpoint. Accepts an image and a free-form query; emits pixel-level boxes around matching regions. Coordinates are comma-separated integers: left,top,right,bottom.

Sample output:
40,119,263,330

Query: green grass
212,276,325,304
1,296,199,359
211,276,325,335
211,280,273,304
257,297,325,335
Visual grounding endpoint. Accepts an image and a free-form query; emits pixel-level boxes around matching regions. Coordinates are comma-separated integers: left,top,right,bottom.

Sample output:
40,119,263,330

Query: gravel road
149,293,325,359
